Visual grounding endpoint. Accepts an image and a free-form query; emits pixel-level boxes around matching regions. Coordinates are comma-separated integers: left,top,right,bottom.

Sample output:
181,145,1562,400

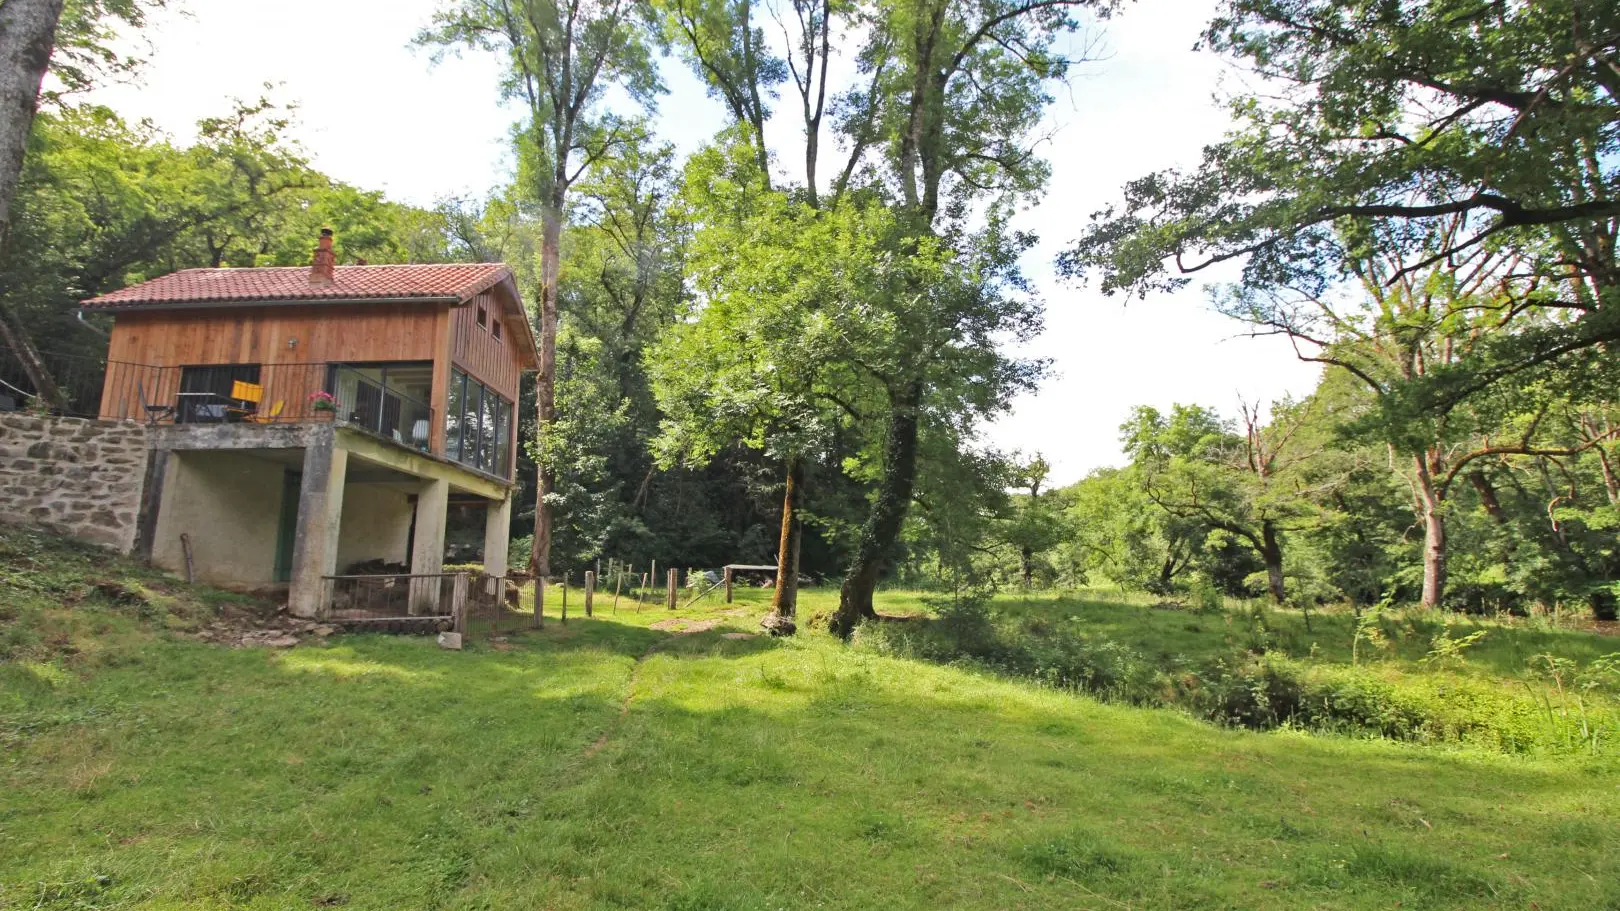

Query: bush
855,596,1615,756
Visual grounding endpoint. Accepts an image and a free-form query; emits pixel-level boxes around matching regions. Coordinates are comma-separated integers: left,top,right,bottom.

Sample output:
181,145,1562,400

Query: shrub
854,594,1617,756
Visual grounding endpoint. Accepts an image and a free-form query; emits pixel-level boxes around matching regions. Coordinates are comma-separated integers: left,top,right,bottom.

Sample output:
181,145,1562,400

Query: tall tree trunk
770,458,804,622
1260,519,1285,604
1415,454,1447,609
0,0,68,411
529,200,562,581
831,380,923,639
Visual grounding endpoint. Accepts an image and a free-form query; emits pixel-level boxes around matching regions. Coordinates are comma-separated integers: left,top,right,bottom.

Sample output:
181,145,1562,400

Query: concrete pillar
483,495,512,578
410,476,449,614
288,439,348,619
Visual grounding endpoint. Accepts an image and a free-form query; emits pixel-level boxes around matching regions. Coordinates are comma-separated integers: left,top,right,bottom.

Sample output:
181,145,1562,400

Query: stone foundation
0,414,149,552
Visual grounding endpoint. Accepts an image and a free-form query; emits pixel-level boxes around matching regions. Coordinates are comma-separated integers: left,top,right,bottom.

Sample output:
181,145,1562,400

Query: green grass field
4,531,1620,909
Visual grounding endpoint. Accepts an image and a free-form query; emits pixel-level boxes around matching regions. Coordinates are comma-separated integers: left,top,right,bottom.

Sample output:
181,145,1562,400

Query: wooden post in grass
584,571,595,618
666,568,677,610
649,559,658,598
724,566,735,603
562,574,569,624
612,565,624,613
533,576,544,629
637,573,648,612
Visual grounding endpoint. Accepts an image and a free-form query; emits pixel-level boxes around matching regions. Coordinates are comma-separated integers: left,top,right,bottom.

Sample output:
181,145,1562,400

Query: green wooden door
272,471,301,583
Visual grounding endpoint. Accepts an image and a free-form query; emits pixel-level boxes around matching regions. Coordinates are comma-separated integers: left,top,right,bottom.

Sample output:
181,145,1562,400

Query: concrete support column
288,440,348,619
411,476,449,614
483,495,512,581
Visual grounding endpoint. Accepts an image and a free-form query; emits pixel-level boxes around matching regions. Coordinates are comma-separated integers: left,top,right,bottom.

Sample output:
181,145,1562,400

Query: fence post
452,573,469,634
724,566,734,604
666,568,678,611
584,571,595,618
637,573,648,612
534,576,544,629
561,575,568,624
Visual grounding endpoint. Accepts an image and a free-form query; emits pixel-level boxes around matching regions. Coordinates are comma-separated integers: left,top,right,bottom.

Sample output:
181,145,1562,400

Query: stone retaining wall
0,414,149,552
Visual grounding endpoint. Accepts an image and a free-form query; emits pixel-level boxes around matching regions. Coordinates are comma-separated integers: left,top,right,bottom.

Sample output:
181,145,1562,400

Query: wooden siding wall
449,289,523,403
449,288,526,481
99,304,450,451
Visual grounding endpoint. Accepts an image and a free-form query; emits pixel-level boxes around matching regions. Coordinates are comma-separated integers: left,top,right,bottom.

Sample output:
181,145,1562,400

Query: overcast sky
87,0,1320,484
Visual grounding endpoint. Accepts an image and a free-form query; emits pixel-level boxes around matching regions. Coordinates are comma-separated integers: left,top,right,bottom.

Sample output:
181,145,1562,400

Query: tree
421,0,661,585
1064,0,1619,291
823,0,1100,637
1,102,451,416
660,0,860,615
0,0,168,408
0,0,70,408
650,142,887,626
543,137,690,576
1124,399,1323,604
1061,467,1204,595
1212,218,1620,609
1062,0,1620,410
659,0,783,183
1002,455,1065,588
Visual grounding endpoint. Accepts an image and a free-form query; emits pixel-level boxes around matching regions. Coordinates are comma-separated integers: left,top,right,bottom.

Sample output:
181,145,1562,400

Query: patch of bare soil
190,607,337,649
648,617,724,634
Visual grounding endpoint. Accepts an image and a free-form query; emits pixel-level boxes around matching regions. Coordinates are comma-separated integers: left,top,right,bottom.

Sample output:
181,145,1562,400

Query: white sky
87,0,1320,485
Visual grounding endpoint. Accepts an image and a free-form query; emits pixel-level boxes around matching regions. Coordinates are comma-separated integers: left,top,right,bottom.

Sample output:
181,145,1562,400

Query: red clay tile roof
82,263,514,310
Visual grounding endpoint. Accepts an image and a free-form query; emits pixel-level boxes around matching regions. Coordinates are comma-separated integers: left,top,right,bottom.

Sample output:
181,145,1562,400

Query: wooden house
81,230,537,618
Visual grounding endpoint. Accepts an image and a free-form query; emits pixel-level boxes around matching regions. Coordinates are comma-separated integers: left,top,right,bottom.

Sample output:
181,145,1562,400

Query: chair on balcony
245,400,285,423
136,380,175,424
225,380,265,422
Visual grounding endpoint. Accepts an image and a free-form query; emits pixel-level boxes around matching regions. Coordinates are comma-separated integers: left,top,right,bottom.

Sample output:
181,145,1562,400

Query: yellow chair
246,400,285,423
230,380,264,404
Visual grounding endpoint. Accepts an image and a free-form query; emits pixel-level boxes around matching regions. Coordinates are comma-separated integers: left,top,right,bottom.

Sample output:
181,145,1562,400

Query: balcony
93,360,437,455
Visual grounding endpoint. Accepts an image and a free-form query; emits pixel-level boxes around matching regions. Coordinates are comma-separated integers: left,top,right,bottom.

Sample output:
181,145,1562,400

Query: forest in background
2,0,1618,624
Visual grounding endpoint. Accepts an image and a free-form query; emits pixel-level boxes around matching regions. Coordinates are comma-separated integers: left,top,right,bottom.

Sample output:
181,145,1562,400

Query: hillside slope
2,530,1618,910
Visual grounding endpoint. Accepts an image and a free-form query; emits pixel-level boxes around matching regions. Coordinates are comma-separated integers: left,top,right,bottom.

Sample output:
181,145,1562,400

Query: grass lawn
4,535,1620,909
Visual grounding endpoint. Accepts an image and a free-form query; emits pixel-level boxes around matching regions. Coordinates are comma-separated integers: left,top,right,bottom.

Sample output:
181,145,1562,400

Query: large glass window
494,398,511,477
446,371,464,459
446,368,512,476
328,362,433,449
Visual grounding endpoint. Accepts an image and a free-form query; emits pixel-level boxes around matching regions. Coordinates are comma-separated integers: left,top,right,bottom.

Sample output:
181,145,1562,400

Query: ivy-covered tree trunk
831,380,922,639
0,0,68,411
769,459,803,623
1415,454,1447,609
1260,519,1285,604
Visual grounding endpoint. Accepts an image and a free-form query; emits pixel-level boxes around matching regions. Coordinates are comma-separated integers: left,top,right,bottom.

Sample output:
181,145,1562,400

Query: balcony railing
0,345,438,458
328,365,435,453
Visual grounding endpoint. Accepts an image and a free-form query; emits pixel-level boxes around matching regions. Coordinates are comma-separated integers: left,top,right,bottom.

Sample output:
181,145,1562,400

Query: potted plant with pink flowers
308,390,339,416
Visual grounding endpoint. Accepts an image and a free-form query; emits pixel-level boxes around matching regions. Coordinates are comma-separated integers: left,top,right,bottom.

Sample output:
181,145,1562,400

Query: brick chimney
310,228,336,286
